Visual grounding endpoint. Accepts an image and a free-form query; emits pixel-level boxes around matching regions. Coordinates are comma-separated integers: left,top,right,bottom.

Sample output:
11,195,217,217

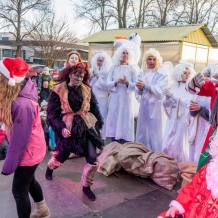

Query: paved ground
0,152,181,218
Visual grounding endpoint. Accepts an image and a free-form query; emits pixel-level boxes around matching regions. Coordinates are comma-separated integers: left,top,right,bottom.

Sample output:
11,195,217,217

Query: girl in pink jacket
0,58,50,218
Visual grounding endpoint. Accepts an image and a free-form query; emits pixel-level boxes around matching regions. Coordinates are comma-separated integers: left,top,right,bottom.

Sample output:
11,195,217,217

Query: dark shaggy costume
47,83,104,156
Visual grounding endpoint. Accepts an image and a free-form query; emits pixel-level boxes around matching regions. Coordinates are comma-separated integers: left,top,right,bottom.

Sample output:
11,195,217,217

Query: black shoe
82,186,96,201
45,167,53,180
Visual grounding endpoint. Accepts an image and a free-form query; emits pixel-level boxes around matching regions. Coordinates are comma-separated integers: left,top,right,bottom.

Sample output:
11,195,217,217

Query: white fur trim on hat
0,60,25,86
14,75,25,83
169,200,185,214
0,60,10,80
8,78,15,86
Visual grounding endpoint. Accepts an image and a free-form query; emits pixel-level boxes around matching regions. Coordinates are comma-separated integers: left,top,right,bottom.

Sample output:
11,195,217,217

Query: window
181,42,209,71
2,49,13,58
181,44,196,62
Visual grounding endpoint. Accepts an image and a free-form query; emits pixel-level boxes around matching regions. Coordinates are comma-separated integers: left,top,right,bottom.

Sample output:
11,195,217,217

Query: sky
54,0,90,39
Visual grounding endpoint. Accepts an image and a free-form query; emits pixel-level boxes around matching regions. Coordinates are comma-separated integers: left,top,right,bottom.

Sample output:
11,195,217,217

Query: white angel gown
106,65,137,141
136,68,168,152
90,68,109,140
162,82,193,162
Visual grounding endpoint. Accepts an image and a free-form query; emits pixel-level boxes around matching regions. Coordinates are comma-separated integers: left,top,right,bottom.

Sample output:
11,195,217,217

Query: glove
163,88,173,98
188,73,204,92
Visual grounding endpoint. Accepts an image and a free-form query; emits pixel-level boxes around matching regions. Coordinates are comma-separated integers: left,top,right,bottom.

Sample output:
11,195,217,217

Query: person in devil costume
45,62,103,201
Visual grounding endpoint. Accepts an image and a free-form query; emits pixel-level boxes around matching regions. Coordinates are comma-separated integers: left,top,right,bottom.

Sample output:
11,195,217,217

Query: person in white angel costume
135,48,168,152
106,43,137,143
113,33,142,118
162,61,195,161
89,50,113,140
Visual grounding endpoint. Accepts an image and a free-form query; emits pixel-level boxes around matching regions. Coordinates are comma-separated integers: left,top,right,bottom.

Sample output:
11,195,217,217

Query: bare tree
146,0,181,26
0,0,50,57
27,11,78,67
129,0,154,27
179,0,218,33
72,0,218,34
73,0,113,31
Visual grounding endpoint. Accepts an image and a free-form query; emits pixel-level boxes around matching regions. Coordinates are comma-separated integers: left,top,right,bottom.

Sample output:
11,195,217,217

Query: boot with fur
30,199,51,218
81,162,98,201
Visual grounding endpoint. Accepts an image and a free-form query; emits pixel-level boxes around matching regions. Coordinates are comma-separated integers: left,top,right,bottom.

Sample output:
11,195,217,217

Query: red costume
159,165,218,218
159,122,218,218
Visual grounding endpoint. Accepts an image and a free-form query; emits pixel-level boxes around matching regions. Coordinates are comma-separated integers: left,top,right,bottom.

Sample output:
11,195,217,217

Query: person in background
37,67,51,94
136,48,168,152
65,50,82,68
40,100,49,148
50,71,59,89
0,57,50,218
39,79,50,105
90,50,112,142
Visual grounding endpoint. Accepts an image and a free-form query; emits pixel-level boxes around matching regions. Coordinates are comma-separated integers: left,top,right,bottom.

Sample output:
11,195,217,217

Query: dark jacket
39,87,50,105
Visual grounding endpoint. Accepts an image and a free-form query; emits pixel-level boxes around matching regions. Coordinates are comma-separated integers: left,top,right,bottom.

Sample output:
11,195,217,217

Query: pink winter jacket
19,100,46,166
2,79,46,175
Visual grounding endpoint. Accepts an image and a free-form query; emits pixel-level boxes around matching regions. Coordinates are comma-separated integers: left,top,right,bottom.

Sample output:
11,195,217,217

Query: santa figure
158,129,218,218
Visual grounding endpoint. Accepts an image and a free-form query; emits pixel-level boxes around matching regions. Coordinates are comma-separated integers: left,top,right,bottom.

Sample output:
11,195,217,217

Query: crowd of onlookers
37,67,59,150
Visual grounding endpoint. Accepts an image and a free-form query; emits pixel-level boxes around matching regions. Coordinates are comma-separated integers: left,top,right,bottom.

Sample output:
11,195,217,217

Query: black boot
82,186,96,201
45,167,53,180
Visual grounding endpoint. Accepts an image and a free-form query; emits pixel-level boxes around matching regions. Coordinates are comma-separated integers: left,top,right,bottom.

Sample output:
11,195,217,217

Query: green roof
80,25,218,46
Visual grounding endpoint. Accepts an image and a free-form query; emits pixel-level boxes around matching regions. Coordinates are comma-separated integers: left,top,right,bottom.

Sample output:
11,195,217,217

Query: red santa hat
0,57,29,86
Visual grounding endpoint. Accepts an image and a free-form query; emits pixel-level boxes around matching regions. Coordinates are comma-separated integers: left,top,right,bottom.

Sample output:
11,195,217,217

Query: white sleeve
94,77,108,90
106,66,117,92
149,68,168,99
127,67,137,93
165,94,191,118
